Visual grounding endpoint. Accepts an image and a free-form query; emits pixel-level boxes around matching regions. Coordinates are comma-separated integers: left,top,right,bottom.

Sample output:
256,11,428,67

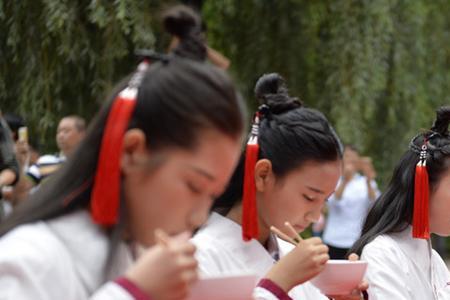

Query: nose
189,197,214,228
306,206,322,223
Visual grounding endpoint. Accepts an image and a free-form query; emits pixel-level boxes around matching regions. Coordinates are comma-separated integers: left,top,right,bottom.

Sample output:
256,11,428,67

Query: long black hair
350,106,450,256
213,73,343,214
0,5,246,236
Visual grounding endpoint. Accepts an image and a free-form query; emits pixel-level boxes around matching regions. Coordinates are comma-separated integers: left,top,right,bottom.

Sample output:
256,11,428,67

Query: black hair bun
162,5,206,61
254,73,302,115
431,106,450,136
163,5,200,39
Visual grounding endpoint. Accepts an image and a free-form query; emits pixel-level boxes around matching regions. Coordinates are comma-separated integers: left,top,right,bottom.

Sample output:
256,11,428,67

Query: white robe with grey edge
0,210,135,300
192,212,328,300
361,226,450,299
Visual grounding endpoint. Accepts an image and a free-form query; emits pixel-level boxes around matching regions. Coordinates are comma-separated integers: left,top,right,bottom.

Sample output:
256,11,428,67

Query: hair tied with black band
431,106,450,137
241,74,301,242
254,73,303,115
409,106,450,239
135,49,170,65
163,5,206,61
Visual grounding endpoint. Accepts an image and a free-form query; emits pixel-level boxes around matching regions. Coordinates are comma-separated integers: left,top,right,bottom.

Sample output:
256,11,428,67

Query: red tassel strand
412,146,430,239
242,114,261,241
242,139,259,241
91,61,148,226
91,92,137,226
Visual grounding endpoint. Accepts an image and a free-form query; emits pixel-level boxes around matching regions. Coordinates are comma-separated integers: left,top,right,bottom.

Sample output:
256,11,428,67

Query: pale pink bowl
310,260,368,295
187,274,258,300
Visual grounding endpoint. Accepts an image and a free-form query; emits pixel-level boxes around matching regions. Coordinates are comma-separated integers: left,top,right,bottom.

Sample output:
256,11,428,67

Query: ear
254,159,274,192
121,129,148,174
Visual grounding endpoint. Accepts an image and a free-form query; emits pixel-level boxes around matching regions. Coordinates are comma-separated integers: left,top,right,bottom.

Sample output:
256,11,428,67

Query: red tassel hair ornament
91,61,149,226
412,143,430,239
242,111,263,241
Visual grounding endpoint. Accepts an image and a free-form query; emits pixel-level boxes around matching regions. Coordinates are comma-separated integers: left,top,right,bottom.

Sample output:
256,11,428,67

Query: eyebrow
188,165,216,181
306,185,325,194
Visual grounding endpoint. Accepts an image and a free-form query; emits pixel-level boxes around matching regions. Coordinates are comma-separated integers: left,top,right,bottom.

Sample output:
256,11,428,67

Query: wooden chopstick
270,225,298,246
284,221,303,243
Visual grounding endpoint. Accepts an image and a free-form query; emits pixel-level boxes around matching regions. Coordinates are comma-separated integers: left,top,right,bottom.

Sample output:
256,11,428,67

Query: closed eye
187,182,202,195
303,194,315,201
187,182,217,201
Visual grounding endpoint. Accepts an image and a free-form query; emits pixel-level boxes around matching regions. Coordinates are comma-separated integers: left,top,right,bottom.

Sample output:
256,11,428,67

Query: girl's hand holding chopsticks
270,221,303,245
264,222,329,293
125,230,198,300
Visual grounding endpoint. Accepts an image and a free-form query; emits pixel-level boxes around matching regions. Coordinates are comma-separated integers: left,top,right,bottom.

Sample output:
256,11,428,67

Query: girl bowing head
0,5,245,300
350,106,450,299
192,73,368,300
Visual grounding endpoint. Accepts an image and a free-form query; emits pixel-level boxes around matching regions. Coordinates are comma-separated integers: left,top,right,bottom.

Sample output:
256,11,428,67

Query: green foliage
2,1,450,187
203,0,450,186
0,0,161,152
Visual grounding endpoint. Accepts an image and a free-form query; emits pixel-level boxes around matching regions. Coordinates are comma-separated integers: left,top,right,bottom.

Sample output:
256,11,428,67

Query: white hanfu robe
0,210,136,300
361,226,450,299
192,212,328,300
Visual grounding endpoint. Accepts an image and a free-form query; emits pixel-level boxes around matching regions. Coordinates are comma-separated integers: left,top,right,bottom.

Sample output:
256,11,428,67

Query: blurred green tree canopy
0,0,167,150
203,0,450,185
1,0,450,186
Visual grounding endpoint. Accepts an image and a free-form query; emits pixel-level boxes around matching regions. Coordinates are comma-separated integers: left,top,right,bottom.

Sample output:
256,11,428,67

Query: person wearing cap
0,5,245,300
192,73,368,300
350,107,450,299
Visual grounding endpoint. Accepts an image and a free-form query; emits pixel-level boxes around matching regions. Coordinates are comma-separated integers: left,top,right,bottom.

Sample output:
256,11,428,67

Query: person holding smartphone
0,112,20,219
322,145,380,259
0,116,19,187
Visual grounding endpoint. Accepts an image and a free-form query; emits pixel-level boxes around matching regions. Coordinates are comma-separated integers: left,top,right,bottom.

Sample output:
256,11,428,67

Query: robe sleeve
253,279,293,300
361,240,411,300
90,280,147,300
0,224,142,300
0,241,148,300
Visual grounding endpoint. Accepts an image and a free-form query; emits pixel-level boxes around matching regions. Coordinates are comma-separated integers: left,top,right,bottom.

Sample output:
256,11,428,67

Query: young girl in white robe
350,106,450,299
192,73,367,300
0,6,246,299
